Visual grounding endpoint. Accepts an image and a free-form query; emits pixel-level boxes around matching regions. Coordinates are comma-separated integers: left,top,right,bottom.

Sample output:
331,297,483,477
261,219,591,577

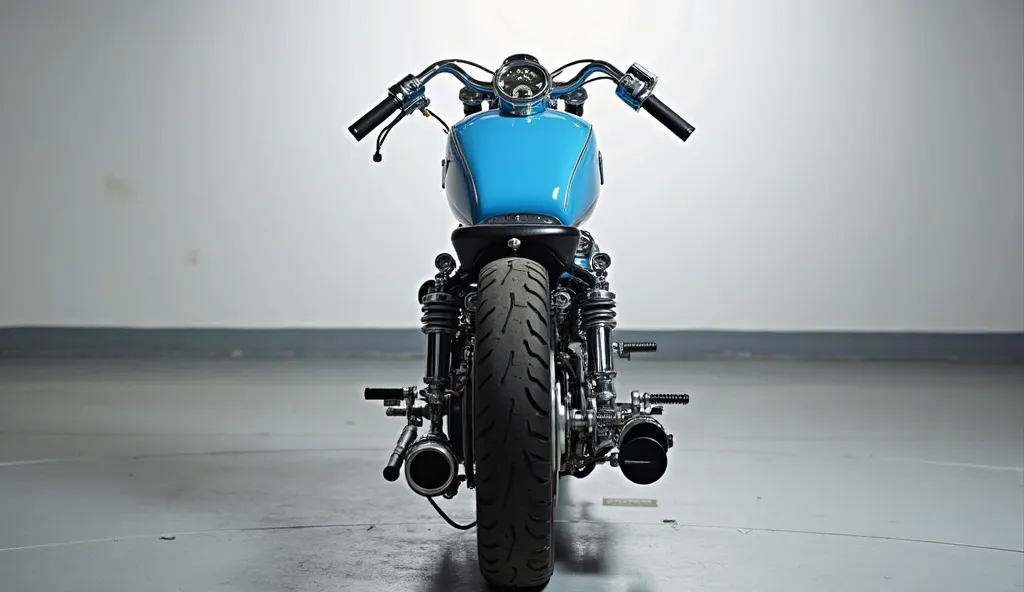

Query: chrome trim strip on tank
562,123,594,216
449,131,480,214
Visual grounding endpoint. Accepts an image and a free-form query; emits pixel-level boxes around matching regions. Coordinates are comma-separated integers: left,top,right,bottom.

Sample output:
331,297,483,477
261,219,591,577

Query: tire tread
473,257,555,588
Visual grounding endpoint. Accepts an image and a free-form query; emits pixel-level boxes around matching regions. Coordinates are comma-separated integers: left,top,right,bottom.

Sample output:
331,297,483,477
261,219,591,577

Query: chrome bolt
552,290,572,310
464,291,478,313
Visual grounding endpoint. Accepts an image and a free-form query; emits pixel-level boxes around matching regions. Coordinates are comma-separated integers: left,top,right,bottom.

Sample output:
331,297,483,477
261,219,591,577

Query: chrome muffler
404,434,458,497
616,415,671,485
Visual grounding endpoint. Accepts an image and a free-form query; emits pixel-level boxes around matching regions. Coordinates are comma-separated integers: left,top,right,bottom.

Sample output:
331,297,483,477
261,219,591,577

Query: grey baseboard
1,327,1022,363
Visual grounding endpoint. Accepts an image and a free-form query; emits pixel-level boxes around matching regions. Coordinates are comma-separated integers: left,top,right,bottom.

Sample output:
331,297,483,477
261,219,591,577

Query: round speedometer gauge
493,55,552,115
496,64,548,100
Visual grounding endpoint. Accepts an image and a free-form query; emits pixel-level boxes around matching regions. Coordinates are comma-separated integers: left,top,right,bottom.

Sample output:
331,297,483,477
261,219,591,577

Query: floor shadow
551,480,615,576
420,478,657,592
420,534,492,592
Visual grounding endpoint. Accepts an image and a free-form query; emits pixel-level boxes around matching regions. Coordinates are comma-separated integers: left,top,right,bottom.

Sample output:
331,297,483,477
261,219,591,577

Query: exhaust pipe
617,416,670,485
383,425,418,482
405,435,458,497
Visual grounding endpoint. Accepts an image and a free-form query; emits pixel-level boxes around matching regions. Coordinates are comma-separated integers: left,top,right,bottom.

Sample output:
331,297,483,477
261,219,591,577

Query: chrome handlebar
348,58,694,143
414,61,492,94
411,59,626,99
551,61,626,97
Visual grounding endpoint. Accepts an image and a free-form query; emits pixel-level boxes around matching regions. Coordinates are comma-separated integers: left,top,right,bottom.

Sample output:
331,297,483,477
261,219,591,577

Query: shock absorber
579,252,617,407
421,293,459,388
421,254,460,398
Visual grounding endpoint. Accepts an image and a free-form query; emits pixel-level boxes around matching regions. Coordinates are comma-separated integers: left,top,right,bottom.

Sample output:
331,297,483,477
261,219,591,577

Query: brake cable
372,110,408,162
422,107,450,134
551,58,597,78
428,496,477,530
372,106,451,163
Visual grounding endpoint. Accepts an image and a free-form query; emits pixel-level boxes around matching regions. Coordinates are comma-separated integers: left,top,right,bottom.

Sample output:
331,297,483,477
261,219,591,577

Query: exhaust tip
618,436,668,485
405,437,457,497
382,424,418,483
617,416,670,485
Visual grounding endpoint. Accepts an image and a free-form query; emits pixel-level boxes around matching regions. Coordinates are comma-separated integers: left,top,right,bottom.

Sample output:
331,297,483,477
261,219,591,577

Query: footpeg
645,393,689,405
630,391,689,413
366,386,423,424
385,406,429,424
364,386,417,401
614,341,657,360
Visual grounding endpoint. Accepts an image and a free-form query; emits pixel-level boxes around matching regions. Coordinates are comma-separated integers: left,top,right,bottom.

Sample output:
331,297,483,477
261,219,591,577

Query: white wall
1,0,1022,331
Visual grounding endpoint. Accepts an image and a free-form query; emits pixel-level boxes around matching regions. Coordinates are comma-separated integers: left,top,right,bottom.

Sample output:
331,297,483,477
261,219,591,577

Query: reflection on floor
1,359,1022,591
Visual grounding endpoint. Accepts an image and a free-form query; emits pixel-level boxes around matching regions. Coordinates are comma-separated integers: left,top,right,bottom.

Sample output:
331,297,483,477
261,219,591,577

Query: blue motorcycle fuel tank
443,109,602,227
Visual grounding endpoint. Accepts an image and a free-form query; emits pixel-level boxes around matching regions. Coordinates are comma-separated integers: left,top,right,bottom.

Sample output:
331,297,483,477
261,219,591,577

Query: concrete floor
0,359,1021,591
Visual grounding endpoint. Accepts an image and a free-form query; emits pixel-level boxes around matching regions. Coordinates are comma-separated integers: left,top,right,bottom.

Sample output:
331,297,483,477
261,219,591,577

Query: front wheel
473,257,555,588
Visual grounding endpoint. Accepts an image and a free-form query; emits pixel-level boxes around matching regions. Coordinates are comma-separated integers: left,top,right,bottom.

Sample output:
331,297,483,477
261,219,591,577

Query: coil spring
579,291,617,332
420,292,460,334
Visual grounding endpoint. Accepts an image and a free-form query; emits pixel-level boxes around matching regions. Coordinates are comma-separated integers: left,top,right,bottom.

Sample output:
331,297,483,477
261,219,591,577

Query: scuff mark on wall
103,174,132,204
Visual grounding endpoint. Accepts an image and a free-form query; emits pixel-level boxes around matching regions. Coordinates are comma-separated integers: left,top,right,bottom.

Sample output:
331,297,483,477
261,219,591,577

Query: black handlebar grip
348,95,402,142
642,94,695,142
364,387,408,401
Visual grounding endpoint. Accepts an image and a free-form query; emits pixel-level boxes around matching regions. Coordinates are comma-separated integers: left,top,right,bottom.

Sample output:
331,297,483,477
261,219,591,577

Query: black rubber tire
473,257,555,589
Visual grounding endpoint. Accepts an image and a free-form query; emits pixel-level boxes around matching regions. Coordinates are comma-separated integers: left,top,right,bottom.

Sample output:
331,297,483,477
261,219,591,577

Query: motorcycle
349,54,694,588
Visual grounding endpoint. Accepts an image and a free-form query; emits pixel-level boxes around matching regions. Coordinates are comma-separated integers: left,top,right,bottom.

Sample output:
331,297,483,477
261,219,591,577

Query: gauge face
496,63,548,101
